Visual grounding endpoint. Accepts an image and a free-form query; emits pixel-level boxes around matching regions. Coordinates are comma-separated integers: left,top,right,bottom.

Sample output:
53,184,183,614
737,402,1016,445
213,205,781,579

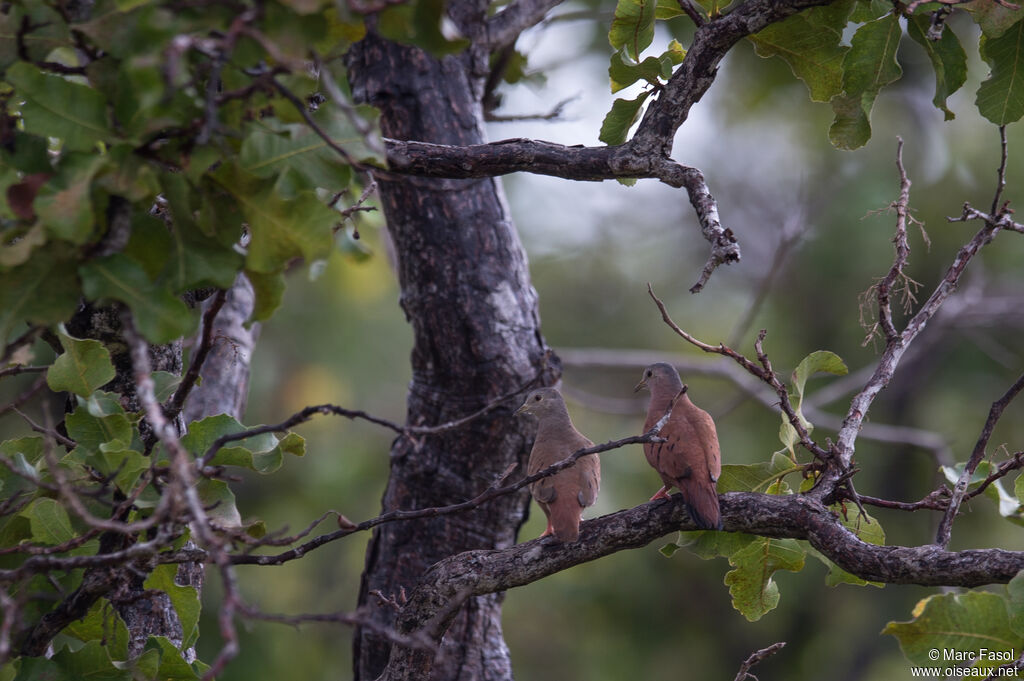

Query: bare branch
485,95,576,123
10,408,75,448
165,288,228,420
378,492,1024,680
0,326,42,367
647,283,767,379
677,0,708,27
875,137,913,343
0,365,47,379
834,171,1019,476
991,125,1009,215
631,0,836,157
484,0,566,49
734,642,786,681
0,376,47,417
936,374,1024,547
383,140,739,290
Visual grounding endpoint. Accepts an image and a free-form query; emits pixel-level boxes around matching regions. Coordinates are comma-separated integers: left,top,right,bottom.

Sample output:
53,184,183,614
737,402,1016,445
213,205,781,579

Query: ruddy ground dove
635,363,722,530
516,388,601,542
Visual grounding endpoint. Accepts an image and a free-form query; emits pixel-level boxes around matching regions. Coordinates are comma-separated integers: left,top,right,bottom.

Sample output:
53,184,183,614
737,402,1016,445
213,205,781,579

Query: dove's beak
633,378,648,393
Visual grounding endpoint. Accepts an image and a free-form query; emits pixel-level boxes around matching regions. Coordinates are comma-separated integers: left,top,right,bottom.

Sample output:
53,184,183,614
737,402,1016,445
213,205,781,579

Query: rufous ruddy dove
635,363,722,530
516,387,601,542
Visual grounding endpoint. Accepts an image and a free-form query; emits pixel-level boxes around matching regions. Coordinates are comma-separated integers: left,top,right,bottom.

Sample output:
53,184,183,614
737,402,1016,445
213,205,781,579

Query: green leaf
145,564,201,648
829,91,873,150
79,253,196,344
0,5,72,70
724,537,805,621
779,350,849,456
0,437,44,499
240,112,381,187
884,592,1022,666
1007,570,1024,638
96,145,161,202
5,62,112,152
182,414,305,474
609,0,657,61
680,530,758,560
141,636,200,680
64,600,131,659
245,269,287,323
906,14,968,120
844,13,903,95
849,0,891,23
153,371,183,402
65,401,133,453
655,0,687,20
15,639,132,680
976,20,1024,125
0,249,80,344
963,1,1024,39
196,479,243,529
718,453,798,494
830,13,903,150
0,131,52,174
749,3,851,102
20,497,75,545
33,153,108,245
608,49,670,93
159,217,244,294
46,327,116,397
211,164,336,274
599,91,651,146
377,0,469,57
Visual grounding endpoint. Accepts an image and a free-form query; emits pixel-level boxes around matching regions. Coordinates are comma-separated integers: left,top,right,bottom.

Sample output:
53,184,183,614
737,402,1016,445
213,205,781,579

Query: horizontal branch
484,0,565,49
382,138,739,291
380,492,1024,679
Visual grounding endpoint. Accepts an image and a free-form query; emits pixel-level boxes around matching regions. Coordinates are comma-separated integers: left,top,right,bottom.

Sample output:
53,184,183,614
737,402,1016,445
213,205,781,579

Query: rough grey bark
346,12,552,681
182,274,259,424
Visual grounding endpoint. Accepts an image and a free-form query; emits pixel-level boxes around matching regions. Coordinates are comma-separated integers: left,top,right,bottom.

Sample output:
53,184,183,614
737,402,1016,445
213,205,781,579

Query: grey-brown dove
635,363,722,530
516,387,600,542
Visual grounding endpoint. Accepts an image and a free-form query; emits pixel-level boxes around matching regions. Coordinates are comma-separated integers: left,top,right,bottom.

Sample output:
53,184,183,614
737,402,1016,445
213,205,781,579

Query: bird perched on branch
635,363,722,530
516,387,601,543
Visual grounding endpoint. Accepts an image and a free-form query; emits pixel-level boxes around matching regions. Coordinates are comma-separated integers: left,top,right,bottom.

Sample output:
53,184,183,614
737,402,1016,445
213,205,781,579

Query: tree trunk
346,19,553,681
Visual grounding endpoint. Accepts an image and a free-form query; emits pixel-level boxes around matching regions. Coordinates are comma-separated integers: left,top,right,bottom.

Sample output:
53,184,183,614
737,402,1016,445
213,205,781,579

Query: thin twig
0,365,47,379
0,376,47,417
269,77,364,170
647,284,766,379
734,642,786,681
875,137,913,343
992,126,1009,216
677,0,708,26
936,376,1024,547
165,288,228,419
11,408,76,448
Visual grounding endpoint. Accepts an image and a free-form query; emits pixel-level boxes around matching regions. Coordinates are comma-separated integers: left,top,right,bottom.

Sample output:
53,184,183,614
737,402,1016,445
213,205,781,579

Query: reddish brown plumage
517,387,601,542
636,363,722,530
